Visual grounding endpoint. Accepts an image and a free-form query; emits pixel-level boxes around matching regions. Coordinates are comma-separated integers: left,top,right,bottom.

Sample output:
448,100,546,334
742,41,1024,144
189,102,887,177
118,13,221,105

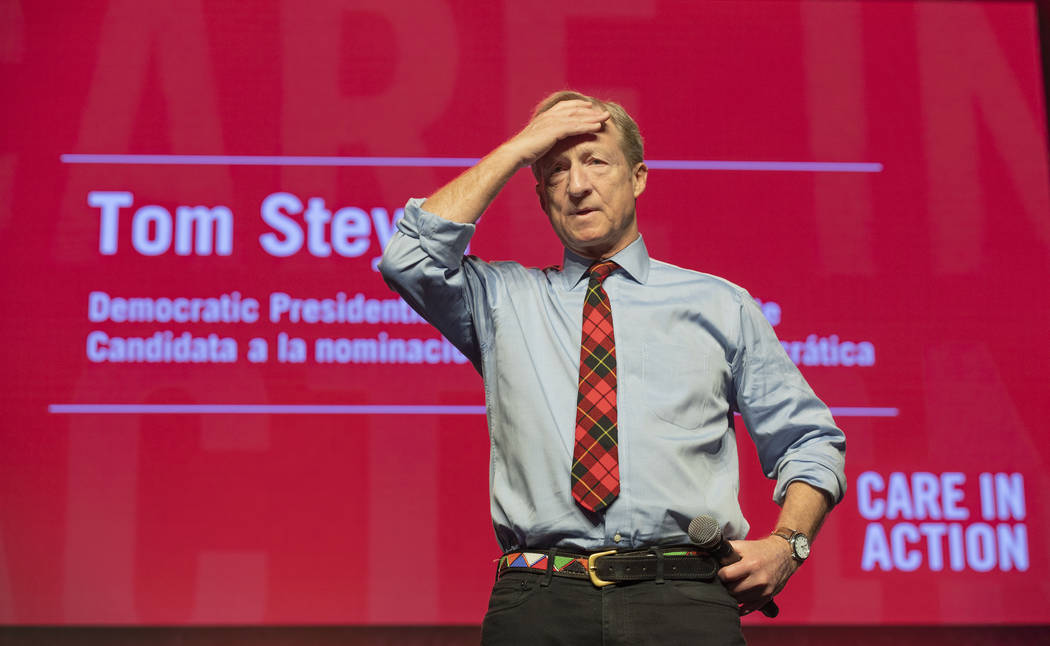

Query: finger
559,115,607,131
547,99,607,114
528,112,606,140
721,576,765,602
543,104,609,124
579,107,611,120
571,109,610,124
717,561,748,583
729,580,769,605
547,115,608,137
547,99,595,110
720,576,742,595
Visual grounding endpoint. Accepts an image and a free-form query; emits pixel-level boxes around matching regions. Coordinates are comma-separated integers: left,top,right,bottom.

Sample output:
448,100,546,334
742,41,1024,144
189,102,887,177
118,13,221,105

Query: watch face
794,535,811,559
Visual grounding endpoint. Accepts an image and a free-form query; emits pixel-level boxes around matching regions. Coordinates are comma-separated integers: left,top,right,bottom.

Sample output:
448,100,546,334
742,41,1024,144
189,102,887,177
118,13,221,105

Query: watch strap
771,527,809,563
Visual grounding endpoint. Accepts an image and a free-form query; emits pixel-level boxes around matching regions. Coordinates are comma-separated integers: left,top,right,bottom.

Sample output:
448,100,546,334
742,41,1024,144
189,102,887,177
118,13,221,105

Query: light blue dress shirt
379,199,846,552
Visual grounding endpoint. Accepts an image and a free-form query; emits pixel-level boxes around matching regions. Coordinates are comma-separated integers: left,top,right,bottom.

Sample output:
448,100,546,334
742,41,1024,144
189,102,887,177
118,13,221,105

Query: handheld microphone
688,514,780,618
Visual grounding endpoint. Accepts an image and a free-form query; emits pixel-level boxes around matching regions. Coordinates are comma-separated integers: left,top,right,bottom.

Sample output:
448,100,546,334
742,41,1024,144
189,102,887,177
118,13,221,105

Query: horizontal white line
829,407,899,417
644,160,883,172
61,154,481,168
48,404,487,415
48,404,898,417
59,154,883,173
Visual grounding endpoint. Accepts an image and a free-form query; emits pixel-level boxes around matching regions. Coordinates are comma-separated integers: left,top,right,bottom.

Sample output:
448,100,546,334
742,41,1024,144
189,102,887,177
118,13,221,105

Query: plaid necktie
571,260,620,513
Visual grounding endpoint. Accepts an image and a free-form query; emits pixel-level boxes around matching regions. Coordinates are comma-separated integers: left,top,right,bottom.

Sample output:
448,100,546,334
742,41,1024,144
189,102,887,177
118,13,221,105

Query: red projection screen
1,0,1048,626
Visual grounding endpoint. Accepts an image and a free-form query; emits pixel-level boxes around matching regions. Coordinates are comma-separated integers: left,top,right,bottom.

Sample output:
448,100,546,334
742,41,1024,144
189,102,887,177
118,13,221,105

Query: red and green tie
572,260,620,513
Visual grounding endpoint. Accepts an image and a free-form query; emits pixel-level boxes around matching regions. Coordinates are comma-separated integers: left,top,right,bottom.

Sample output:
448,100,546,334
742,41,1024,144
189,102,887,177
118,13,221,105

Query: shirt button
613,533,622,543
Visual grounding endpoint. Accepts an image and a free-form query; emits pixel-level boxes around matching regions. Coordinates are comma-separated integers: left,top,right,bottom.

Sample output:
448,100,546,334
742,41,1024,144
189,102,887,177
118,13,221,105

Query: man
379,91,846,644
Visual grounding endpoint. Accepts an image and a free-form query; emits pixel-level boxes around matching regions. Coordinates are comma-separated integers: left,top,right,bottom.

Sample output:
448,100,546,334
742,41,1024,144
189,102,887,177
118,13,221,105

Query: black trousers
480,570,746,645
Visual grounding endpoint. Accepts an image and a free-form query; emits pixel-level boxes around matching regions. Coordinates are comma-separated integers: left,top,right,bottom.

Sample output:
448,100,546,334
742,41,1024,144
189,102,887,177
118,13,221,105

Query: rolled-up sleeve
730,292,847,506
378,198,485,372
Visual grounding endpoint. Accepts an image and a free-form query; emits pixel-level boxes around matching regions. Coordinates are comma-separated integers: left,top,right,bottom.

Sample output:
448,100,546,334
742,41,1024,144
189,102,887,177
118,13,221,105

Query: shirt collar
562,235,651,289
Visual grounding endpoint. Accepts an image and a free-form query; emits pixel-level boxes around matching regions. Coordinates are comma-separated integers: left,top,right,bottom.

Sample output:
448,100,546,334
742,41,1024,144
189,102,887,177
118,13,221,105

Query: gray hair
530,90,645,179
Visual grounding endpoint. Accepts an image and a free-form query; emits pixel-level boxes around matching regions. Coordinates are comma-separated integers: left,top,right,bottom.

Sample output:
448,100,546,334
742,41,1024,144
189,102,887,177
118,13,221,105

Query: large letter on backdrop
917,3,1050,275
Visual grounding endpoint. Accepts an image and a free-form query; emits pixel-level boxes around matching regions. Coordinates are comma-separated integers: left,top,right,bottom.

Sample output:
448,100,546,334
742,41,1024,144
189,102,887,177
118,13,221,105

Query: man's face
535,121,647,259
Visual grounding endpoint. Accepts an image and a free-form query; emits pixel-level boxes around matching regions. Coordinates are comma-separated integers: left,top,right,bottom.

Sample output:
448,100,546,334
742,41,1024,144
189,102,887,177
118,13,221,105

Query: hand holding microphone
688,515,781,618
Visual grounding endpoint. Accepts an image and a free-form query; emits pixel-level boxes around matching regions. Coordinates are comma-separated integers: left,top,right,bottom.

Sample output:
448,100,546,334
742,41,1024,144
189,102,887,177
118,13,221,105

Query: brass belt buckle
587,549,617,588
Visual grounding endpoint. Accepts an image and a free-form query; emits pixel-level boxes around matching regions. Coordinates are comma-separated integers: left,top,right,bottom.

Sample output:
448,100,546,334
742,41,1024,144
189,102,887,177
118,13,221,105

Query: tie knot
589,260,618,283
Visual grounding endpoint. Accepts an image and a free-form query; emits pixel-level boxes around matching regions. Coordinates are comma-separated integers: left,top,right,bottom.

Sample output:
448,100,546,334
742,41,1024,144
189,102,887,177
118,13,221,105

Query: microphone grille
687,514,722,549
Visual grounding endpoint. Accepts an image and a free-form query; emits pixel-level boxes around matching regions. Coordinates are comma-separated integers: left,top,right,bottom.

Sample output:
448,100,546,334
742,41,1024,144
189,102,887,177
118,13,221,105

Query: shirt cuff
773,458,846,506
398,197,476,268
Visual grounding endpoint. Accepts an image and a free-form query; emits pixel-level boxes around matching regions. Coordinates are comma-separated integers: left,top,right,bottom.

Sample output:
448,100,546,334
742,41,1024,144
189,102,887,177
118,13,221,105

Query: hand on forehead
546,98,607,113
514,98,612,170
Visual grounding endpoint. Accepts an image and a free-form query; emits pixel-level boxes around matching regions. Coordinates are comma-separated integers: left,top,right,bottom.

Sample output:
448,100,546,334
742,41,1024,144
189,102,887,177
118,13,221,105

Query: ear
632,162,648,198
535,182,548,213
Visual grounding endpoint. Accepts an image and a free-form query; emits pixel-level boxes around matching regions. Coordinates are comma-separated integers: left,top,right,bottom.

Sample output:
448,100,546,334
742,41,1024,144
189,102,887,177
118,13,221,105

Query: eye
546,164,568,182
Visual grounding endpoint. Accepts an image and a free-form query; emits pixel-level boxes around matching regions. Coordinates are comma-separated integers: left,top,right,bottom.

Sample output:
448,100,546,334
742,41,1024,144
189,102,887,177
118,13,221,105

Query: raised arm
378,101,612,369
422,100,611,223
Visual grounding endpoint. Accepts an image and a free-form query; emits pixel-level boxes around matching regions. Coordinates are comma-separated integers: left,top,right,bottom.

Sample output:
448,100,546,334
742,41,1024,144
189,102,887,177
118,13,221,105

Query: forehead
540,121,626,165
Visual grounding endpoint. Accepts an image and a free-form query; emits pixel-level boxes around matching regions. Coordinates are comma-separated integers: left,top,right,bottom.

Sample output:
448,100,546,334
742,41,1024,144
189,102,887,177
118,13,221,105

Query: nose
567,163,591,198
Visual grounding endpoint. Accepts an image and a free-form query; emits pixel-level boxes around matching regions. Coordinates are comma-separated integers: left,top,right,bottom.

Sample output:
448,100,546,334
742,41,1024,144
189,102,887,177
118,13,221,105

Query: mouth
572,208,597,216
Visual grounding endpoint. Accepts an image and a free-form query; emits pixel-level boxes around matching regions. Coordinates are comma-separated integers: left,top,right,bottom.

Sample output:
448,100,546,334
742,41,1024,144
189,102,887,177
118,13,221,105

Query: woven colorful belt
497,547,716,587
498,551,590,576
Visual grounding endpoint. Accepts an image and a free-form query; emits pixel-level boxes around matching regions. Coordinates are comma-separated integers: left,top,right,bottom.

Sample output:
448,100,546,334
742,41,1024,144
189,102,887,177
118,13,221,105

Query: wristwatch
772,527,810,563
